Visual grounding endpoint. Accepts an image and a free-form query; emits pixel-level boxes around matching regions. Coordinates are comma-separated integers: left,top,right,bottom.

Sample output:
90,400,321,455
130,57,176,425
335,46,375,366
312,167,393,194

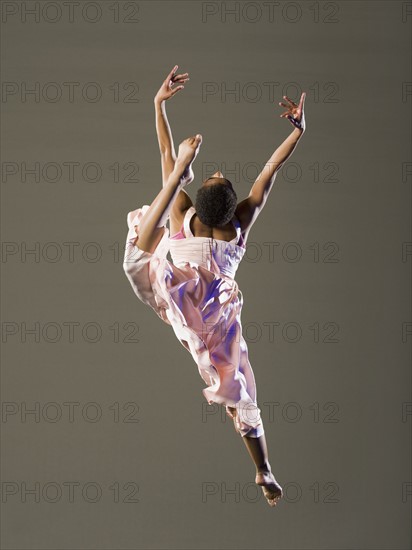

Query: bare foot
255,470,283,507
176,135,202,185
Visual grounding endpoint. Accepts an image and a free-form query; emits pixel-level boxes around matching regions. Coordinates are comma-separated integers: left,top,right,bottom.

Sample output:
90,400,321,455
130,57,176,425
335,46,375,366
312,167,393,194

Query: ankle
256,462,271,475
175,159,190,173
171,162,188,182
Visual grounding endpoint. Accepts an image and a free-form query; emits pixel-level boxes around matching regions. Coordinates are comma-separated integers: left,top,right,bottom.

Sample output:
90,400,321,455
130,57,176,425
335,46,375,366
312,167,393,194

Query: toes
265,492,282,507
184,135,202,147
192,135,202,148
258,480,283,507
261,485,283,502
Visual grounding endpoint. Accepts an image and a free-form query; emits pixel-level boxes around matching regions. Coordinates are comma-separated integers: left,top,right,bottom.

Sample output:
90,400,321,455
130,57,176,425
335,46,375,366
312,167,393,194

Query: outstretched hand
154,65,190,103
279,92,306,131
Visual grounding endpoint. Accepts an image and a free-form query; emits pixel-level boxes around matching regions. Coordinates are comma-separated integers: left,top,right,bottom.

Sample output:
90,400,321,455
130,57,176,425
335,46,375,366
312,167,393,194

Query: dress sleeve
125,208,144,247
125,205,151,247
127,209,140,229
124,205,170,258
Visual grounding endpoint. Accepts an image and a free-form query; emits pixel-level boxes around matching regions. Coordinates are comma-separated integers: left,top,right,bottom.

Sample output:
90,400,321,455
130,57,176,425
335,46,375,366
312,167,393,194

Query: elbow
248,192,267,211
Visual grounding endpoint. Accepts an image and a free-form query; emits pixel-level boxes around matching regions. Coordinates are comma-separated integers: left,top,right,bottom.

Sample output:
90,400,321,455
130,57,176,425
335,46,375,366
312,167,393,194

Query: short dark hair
194,182,238,227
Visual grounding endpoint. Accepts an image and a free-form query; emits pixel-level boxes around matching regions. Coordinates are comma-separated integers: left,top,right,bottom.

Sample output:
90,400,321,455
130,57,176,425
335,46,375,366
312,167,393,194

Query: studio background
1,1,411,549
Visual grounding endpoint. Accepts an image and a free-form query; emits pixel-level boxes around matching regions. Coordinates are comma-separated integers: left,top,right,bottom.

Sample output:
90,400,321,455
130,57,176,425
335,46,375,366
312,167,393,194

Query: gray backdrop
1,0,411,549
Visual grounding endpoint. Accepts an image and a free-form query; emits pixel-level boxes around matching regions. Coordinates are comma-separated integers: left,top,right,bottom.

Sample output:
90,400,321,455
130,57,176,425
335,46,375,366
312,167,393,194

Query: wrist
154,97,165,108
293,127,305,138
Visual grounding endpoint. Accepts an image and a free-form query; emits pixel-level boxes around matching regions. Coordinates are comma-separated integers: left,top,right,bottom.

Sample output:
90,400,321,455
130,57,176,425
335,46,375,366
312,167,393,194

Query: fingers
172,72,189,82
280,92,306,111
279,92,306,126
283,95,297,108
169,85,184,97
172,77,189,86
279,101,297,120
166,66,190,97
166,64,179,82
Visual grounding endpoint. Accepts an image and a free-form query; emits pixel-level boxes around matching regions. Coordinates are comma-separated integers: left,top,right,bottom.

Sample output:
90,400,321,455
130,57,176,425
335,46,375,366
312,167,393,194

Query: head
195,171,238,227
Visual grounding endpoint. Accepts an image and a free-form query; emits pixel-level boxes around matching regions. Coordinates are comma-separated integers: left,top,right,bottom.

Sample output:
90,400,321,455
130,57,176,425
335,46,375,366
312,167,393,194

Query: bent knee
227,406,236,417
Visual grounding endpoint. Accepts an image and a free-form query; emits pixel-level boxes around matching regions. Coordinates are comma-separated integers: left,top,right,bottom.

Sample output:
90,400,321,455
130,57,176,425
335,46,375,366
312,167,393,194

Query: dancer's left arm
249,93,306,205
236,93,306,232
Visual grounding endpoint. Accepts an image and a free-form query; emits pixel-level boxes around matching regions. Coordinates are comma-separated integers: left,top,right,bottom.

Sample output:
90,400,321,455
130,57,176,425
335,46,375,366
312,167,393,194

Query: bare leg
227,406,283,507
242,434,283,506
136,135,202,254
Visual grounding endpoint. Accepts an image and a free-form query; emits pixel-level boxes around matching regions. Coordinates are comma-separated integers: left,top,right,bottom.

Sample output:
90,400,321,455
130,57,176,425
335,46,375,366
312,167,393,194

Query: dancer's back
168,206,246,279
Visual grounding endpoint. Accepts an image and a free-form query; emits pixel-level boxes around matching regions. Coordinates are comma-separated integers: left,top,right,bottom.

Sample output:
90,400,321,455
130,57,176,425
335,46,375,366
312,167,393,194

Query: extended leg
137,135,202,254
136,168,185,254
227,406,283,507
242,432,270,472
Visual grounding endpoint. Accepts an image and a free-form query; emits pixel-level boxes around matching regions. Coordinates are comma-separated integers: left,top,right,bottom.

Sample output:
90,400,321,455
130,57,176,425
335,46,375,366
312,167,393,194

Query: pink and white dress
123,205,264,438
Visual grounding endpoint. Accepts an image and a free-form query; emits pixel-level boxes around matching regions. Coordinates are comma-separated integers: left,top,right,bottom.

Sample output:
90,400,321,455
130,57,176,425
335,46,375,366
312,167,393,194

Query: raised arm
154,65,193,216
236,92,306,235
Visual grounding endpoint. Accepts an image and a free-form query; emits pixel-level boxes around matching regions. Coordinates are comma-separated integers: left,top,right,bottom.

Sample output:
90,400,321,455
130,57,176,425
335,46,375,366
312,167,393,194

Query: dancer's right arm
154,65,189,187
155,101,177,186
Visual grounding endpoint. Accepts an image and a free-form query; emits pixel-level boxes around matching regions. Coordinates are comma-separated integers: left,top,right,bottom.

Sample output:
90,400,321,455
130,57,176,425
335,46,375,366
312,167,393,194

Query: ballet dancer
123,66,306,507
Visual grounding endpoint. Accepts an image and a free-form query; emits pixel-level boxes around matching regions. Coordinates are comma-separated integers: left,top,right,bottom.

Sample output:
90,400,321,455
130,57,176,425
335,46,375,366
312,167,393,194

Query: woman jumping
123,66,306,507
